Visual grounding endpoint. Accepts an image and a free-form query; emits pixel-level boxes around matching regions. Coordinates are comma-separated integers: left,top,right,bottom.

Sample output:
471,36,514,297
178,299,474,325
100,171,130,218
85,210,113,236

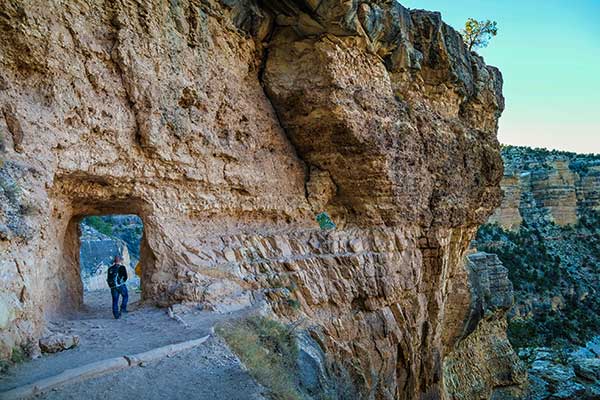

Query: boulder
296,332,328,395
573,359,600,382
39,333,80,354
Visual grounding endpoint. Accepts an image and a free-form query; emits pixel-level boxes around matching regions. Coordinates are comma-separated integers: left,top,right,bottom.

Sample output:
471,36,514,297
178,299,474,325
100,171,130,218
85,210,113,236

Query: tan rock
39,333,80,354
0,1,509,399
444,253,527,399
488,148,600,229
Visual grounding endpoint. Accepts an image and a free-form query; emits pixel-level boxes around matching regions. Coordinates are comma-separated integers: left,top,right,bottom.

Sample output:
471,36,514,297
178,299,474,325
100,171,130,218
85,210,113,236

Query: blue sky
400,0,600,154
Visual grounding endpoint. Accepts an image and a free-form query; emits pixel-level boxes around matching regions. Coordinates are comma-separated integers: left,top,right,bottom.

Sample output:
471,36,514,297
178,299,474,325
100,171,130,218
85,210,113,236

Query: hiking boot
114,312,121,319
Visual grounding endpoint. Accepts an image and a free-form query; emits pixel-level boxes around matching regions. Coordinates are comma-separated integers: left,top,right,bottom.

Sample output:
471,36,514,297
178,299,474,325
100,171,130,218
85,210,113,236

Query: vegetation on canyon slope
81,215,144,260
475,209,600,349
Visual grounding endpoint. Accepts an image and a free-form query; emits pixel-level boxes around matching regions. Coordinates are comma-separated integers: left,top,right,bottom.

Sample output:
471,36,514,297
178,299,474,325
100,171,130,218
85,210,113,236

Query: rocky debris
573,359,600,382
0,0,508,398
517,342,600,400
22,339,41,360
39,333,80,354
200,280,252,313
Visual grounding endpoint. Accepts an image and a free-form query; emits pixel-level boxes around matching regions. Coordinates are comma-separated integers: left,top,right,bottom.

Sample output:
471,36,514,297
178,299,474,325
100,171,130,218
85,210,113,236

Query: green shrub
10,347,25,364
475,210,600,348
83,216,113,236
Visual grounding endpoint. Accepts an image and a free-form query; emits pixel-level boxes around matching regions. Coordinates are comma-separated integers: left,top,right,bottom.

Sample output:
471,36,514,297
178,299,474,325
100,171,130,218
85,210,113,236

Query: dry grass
216,316,303,400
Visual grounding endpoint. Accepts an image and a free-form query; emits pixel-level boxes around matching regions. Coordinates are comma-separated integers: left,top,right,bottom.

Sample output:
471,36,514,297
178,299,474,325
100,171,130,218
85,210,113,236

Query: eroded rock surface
0,1,507,398
444,253,526,400
489,146,600,229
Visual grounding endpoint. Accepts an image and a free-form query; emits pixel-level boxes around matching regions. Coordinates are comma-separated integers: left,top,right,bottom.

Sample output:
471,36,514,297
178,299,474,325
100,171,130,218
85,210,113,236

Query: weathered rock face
444,253,526,400
489,147,600,229
0,0,506,398
79,215,143,291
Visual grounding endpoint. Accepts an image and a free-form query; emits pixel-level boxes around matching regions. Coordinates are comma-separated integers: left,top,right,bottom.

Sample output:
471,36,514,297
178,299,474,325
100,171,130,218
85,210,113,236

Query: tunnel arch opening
79,214,143,302
52,197,157,317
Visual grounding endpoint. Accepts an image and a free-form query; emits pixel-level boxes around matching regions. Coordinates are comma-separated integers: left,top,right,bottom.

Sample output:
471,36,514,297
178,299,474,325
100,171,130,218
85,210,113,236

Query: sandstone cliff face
0,1,506,398
489,147,600,229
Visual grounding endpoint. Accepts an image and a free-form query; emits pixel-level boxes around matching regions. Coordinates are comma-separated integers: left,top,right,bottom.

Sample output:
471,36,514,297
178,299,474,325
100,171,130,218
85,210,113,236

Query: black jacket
107,263,128,288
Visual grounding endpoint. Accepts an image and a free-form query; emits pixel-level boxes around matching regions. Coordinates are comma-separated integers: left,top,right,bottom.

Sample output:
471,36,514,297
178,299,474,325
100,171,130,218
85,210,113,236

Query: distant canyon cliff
489,146,600,230
476,147,600,399
0,1,512,398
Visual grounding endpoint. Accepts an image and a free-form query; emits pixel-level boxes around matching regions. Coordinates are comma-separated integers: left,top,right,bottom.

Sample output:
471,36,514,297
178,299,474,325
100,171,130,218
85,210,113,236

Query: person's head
114,255,123,264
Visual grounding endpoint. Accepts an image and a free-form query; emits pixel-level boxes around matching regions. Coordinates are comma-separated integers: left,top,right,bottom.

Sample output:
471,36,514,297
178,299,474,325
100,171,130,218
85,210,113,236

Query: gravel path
0,289,263,399
33,337,266,400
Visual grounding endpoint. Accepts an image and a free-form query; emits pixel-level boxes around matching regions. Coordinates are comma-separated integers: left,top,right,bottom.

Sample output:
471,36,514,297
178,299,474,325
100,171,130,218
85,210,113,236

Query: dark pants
111,285,128,318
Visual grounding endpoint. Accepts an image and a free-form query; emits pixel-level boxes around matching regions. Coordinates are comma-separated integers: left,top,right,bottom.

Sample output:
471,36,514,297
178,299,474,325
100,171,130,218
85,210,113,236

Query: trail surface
0,289,265,400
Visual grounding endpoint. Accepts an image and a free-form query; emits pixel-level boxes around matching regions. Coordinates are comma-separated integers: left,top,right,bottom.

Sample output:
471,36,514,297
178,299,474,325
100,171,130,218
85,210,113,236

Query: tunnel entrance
78,215,144,307
52,204,158,319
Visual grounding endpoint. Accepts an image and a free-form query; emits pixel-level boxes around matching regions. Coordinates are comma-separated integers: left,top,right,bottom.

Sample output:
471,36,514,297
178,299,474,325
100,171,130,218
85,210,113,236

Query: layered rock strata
489,147,600,229
476,147,600,399
0,1,506,398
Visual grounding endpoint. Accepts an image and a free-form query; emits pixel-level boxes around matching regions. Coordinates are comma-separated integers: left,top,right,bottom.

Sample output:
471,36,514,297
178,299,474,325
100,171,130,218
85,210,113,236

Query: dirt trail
0,289,265,399
33,337,266,400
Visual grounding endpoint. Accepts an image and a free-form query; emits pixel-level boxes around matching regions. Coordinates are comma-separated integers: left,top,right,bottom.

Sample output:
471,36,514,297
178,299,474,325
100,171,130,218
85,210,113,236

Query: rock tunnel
49,194,157,318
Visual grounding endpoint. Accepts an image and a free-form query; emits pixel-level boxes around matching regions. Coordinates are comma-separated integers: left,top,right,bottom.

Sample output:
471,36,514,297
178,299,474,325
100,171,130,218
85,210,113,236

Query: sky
400,0,600,154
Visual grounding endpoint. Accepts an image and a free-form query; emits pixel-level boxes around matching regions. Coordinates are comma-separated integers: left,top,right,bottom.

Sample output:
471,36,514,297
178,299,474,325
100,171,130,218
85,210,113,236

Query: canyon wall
489,146,600,229
476,147,600,399
79,222,138,291
0,0,511,398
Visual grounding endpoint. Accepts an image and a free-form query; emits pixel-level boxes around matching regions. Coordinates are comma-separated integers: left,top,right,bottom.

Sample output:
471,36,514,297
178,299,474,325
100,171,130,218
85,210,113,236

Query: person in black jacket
106,255,128,319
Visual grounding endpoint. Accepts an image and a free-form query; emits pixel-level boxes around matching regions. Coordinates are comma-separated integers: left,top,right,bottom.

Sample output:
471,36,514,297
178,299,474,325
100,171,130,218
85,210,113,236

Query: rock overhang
0,1,512,398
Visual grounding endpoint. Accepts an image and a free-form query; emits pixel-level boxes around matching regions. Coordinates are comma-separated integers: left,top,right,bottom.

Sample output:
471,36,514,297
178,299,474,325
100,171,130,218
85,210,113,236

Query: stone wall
0,1,508,398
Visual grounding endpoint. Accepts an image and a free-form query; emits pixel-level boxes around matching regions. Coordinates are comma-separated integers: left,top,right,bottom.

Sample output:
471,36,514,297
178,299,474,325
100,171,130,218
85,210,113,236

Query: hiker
107,255,128,319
